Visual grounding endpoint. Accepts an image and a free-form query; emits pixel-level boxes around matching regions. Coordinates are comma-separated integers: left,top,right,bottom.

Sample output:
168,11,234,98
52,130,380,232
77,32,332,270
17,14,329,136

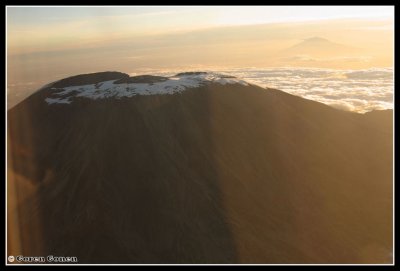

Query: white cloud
7,67,394,114
140,67,393,113
215,67,393,113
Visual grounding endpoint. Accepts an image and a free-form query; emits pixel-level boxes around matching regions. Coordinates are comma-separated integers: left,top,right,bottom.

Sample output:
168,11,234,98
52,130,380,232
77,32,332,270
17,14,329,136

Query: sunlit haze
6,6,394,111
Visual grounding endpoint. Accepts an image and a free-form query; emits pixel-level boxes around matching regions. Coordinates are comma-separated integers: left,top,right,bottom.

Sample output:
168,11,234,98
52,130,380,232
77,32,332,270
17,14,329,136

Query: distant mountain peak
282,36,358,56
303,36,331,42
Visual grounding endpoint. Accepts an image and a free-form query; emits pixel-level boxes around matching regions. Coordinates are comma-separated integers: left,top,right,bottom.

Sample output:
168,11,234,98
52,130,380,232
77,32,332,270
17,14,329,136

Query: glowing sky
7,6,394,54
6,6,394,111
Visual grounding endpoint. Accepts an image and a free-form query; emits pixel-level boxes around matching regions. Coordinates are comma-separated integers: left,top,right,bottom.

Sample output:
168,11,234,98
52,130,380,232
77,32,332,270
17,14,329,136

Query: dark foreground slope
7,72,393,264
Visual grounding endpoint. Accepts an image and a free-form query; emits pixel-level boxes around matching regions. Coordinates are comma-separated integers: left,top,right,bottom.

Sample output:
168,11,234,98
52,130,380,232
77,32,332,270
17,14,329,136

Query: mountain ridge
281,36,360,58
7,70,393,264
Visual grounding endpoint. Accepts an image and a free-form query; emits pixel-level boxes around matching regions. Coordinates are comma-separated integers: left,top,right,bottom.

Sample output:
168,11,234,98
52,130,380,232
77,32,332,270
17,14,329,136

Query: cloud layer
147,67,393,113
218,67,394,113
8,67,393,114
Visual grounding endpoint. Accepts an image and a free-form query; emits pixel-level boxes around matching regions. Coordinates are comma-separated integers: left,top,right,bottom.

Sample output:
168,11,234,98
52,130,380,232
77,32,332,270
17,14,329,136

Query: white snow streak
45,73,249,104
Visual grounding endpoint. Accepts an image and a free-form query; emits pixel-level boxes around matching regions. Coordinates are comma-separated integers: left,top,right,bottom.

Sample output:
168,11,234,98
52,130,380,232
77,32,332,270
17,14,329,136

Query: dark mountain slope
7,72,393,264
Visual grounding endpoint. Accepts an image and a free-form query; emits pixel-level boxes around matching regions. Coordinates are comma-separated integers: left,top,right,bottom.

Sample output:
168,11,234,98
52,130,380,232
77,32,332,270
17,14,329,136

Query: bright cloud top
7,67,393,114
146,67,393,114
222,67,393,113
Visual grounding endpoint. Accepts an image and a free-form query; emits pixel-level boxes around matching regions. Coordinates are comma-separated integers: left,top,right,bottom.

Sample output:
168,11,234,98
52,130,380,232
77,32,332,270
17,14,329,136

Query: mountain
7,71,393,264
281,36,360,58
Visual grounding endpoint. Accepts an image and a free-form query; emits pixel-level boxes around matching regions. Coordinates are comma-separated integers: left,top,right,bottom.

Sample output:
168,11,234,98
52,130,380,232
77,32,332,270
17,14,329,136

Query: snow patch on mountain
45,97,72,104
45,72,249,104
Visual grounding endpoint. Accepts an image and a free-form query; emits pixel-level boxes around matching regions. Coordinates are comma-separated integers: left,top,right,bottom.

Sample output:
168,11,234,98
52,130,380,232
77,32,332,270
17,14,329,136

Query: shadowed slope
7,72,393,264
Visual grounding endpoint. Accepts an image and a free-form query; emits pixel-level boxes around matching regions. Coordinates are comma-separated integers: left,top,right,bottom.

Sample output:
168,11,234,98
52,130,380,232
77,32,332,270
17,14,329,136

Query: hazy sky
7,6,394,54
6,6,394,107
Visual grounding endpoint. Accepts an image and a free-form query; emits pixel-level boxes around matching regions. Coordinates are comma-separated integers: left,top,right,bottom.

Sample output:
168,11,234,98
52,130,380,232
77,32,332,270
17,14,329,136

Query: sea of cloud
145,67,393,113
219,67,394,113
8,67,393,113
